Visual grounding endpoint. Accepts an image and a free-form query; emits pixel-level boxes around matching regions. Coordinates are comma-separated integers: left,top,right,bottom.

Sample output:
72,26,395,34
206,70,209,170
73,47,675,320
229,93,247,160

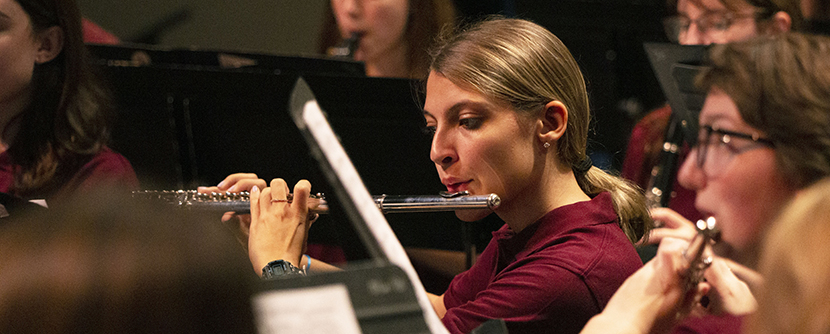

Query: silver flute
683,217,719,290
134,190,501,214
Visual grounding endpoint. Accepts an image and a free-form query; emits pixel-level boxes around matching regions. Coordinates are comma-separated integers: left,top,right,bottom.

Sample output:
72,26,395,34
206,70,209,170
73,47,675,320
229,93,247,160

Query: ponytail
576,166,652,244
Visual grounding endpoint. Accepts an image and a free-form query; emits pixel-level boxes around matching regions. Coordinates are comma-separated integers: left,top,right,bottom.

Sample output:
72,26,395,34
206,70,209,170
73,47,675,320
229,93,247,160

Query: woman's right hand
642,207,699,245
248,178,313,274
197,173,267,249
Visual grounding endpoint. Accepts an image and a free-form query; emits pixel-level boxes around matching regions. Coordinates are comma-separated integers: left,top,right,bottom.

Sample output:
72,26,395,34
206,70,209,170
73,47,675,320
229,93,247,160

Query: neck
363,41,410,78
497,162,590,234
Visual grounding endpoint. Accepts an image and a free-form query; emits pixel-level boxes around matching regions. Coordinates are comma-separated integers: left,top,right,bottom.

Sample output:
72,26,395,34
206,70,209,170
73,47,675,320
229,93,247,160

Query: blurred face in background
0,0,40,119
330,0,409,73
667,0,763,44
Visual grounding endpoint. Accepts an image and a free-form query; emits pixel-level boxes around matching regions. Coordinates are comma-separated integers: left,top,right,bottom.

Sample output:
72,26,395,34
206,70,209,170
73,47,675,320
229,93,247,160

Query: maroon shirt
441,192,643,334
82,18,120,45
673,314,743,334
0,147,139,203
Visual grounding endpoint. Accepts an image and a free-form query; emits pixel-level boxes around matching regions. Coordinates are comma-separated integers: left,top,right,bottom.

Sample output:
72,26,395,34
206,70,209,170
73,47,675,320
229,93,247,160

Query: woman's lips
445,180,471,193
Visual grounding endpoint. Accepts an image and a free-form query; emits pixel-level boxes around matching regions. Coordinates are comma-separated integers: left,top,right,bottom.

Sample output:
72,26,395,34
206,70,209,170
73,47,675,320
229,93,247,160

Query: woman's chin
455,209,493,222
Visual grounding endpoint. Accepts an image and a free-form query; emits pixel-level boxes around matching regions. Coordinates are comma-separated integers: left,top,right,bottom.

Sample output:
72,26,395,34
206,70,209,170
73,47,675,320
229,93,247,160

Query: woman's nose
678,147,706,191
340,0,362,17
430,129,457,169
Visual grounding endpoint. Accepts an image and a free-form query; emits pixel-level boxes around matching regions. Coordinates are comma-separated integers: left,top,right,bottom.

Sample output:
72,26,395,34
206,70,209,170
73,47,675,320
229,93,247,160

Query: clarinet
645,114,686,208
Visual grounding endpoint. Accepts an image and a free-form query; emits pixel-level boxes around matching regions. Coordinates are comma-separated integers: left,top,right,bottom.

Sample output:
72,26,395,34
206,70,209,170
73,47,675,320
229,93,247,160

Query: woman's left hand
696,257,759,316
247,178,314,274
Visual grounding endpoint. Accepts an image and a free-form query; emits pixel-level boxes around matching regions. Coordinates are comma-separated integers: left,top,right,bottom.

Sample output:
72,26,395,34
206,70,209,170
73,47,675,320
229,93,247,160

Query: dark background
94,0,671,263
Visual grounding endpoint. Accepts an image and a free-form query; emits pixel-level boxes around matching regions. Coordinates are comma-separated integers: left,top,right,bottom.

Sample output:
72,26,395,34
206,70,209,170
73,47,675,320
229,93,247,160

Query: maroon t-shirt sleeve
672,313,744,334
60,148,140,199
442,256,596,334
442,238,499,309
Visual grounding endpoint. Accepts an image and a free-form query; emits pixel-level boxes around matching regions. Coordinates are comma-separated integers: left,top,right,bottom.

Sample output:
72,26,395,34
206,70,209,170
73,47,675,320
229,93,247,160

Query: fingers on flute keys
264,179,312,221
683,218,718,290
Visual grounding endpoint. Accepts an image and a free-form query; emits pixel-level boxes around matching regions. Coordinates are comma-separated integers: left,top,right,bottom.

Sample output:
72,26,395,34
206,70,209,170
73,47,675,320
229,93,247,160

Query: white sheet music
302,100,450,334
253,284,362,334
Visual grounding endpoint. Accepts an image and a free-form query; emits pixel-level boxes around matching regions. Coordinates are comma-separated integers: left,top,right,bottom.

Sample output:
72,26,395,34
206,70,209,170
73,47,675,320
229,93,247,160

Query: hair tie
574,156,593,175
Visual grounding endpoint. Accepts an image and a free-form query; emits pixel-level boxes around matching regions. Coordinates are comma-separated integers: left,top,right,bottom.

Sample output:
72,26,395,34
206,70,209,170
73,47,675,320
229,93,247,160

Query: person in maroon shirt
582,33,830,334
624,0,801,228
0,0,137,206
241,18,653,334
627,2,801,331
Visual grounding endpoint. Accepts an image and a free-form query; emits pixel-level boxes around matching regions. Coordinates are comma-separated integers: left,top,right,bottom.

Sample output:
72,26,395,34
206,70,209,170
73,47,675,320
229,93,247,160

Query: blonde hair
747,178,830,334
429,17,652,243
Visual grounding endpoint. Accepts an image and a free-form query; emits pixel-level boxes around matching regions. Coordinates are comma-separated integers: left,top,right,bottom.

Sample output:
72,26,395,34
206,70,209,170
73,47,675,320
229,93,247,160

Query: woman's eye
459,118,482,130
423,126,436,136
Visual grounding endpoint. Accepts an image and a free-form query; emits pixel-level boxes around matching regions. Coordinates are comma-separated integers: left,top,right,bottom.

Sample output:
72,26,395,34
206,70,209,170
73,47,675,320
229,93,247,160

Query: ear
35,26,64,64
538,100,568,146
767,11,793,34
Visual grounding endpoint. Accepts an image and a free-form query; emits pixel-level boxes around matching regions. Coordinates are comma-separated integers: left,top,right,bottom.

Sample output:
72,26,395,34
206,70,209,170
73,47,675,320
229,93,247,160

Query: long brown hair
318,0,457,79
8,0,113,199
429,17,652,243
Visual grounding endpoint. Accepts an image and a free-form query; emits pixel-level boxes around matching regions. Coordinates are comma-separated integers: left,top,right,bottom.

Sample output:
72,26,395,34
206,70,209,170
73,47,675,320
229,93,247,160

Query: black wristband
261,259,306,279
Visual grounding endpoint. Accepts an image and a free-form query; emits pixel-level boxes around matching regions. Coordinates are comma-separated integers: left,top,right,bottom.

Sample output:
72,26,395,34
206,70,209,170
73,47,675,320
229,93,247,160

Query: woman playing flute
220,17,654,334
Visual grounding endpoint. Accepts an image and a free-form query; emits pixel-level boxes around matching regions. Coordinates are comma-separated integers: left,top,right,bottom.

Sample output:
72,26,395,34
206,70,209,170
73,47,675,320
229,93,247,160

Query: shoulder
528,196,642,296
442,257,598,334
84,147,135,171
72,147,139,190
533,220,641,278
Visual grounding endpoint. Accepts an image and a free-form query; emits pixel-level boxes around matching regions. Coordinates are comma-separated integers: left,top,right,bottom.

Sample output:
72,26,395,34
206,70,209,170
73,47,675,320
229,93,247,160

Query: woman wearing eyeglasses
665,0,801,45
621,0,802,225
585,33,830,334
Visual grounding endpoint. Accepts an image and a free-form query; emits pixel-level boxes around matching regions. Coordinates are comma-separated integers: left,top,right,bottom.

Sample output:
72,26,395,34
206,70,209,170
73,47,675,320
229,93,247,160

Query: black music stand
87,43,365,76
643,43,707,145
637,43,707,261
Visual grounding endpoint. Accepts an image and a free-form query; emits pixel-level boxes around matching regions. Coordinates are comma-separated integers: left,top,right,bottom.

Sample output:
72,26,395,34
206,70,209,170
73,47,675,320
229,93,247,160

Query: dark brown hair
9,0,113,198
0,190,257,333
318,0,457,79
698,33,830,188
